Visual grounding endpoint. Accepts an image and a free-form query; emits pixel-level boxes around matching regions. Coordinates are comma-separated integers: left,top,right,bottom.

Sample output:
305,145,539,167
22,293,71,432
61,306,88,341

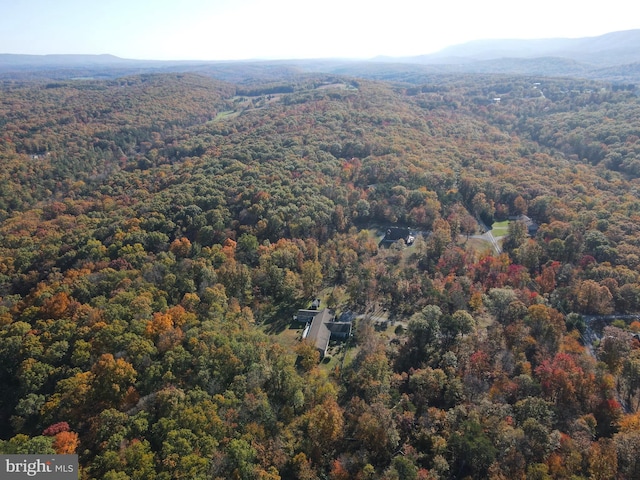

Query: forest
1,68,640,479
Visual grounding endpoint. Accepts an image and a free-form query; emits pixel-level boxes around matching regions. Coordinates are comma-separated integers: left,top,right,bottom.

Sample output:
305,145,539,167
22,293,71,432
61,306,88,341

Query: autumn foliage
1,71,640,478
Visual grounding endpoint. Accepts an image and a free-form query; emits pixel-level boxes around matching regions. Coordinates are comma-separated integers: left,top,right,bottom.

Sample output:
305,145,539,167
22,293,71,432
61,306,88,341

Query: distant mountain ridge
397,29,640,67
2,30,640,83
0,53,133,66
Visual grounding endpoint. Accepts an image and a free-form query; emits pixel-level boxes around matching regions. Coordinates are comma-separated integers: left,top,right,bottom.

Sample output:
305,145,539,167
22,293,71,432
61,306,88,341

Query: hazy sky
1,0,639,60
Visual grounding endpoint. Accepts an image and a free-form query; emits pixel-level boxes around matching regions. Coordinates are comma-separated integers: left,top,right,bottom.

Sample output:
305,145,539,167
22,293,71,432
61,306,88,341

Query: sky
1,0,639,61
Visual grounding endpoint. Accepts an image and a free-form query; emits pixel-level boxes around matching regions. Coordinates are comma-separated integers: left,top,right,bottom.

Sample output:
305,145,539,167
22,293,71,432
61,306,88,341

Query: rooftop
306,308,333,357
297,307,353,358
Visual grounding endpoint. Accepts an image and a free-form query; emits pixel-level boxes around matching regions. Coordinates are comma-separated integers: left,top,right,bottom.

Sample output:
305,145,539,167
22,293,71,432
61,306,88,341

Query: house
327,321,352,339
304,308,334,358
296,308,353,358
513,214,539,236
295,309,321,323
381,227,414,245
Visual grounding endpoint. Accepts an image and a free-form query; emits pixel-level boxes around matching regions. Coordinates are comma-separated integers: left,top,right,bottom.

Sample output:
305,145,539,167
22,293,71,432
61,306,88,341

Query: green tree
448,420,497,479
408,305,442,352
228,438,257,480
503,220,528,253
236,233,259,266
441,310,475,343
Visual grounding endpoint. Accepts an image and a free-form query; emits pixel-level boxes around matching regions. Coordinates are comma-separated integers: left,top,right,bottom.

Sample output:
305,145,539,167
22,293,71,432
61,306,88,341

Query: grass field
491,220,510,237
458,236,495,255
267,322,305,350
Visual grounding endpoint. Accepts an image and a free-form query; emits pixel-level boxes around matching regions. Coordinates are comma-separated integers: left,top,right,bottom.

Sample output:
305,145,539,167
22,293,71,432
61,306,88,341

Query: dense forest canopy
1,68,640,479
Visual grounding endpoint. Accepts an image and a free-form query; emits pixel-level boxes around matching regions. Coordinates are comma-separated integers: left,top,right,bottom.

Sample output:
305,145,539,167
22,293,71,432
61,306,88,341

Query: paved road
486,232,503,255
470,218,503,255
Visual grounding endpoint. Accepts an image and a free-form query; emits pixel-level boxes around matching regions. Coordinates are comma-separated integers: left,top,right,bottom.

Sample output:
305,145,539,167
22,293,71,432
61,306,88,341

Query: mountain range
2,29,640,83
393,29,640,66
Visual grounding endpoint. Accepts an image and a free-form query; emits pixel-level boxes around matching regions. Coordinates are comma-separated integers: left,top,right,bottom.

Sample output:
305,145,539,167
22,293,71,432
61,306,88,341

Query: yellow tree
575,280,613,315
303,398,344,463
91,354,137,407
301,260,323,299
295,341,320,372
588,439,618,480
53,431,79,454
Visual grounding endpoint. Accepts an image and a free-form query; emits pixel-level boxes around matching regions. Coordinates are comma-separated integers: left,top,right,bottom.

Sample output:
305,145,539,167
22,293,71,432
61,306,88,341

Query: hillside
1,71,640,478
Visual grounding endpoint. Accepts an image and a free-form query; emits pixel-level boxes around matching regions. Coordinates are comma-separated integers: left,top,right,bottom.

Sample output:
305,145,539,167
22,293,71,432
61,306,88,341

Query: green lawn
265,321,304,349
211,110,239,122
321,342,359,375
491,220,510,237
458,236,495,255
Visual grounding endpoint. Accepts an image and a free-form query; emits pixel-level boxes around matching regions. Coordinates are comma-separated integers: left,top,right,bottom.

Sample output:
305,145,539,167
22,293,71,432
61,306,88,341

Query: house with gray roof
296,307,353,358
